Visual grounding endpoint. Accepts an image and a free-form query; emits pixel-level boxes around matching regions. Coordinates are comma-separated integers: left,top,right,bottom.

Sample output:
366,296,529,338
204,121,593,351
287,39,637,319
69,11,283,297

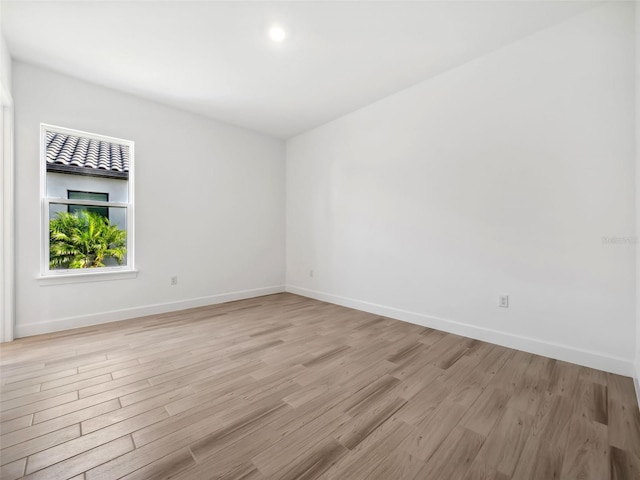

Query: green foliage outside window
49,211,127,269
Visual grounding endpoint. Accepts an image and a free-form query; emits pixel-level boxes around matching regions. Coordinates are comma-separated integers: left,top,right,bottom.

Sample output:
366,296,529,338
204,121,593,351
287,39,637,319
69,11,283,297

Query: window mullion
46,198,128,208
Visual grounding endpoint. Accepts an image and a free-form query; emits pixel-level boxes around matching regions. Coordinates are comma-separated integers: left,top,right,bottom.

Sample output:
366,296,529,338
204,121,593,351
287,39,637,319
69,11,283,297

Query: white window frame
39,124,136,283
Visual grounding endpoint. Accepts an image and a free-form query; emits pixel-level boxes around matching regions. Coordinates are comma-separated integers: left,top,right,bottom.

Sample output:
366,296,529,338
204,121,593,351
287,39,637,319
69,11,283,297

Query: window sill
37,269,138,286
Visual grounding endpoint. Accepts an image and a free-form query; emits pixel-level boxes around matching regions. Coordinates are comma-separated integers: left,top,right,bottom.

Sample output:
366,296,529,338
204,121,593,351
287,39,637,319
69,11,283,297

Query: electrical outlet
171,276,178,286
499,295,509,308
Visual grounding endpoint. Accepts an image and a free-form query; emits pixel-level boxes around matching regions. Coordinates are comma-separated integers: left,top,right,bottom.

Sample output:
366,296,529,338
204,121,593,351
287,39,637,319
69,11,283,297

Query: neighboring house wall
286,2,636,375
13,61,286,336
47,172,128,230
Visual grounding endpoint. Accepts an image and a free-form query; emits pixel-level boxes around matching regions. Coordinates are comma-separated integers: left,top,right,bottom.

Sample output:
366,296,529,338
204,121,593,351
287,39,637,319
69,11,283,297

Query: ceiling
2,1,599,139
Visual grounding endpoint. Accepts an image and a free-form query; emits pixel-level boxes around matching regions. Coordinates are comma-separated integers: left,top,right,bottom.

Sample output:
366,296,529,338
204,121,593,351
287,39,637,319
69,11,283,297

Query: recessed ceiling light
269,26,286,43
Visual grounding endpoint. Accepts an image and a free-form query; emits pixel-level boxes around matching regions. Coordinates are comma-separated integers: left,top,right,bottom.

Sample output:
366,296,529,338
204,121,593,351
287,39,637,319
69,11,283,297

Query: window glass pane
49,203,128,270
68,191,108,201
68,191,109,219
68,204,109,218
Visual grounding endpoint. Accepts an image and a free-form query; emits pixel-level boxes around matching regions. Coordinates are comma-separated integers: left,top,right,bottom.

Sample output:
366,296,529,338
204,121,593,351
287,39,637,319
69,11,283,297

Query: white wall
635,0,640,396
14,61,286,336
0,28,11,94
0,23,14,343
287,2,636,375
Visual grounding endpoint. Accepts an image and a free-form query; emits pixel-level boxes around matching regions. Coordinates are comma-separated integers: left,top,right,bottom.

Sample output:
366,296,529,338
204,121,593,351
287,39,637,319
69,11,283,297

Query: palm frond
49,211,127,269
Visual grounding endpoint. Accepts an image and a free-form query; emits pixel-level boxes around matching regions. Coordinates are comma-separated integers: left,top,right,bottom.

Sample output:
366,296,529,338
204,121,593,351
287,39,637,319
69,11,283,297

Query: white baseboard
286,285,635,377
15,285,286,338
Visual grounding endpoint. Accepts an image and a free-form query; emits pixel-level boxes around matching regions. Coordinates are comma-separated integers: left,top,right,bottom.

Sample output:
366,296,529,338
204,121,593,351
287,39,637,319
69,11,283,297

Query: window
68,191,109,219
40,124,135,278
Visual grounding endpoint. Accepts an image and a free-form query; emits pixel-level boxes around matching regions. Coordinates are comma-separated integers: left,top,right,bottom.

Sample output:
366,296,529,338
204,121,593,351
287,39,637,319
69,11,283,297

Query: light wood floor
0,293,638,480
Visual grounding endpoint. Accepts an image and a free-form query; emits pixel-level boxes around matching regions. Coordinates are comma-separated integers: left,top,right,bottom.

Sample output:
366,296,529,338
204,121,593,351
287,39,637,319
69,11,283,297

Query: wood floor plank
610,445,640,480
511,394,574,479
78,373,153,399
24,407,168,474
395,377,452,424
1,423,80,466
262,437,348,480
472,407,533,477
0,391,79,422
321,415,412,480
0,384,41,403
332,396,407,450
506,355,552,416
546,360,580,398
412,426,485,479
398,400,467,461
365,449,424,479
462,462,510,480
90,399,274,478
0,293,637,480
23,435,134,480
84,437,175,480
339,374,401,418
458,387,511,436
607,373,640,456
117,447,195,480
32,380,150,424
88,384,220,445
561,415,609,480
0,414,33,435
573,378,608,426
188,402,291,461
177,460,264,480
0,458,26,480
0,364,45,379
2,374,111,410
44,353,108,370
183,429,275,478
2,399,120,449
1,367,78,390
40,360,136,390
251,407,351,477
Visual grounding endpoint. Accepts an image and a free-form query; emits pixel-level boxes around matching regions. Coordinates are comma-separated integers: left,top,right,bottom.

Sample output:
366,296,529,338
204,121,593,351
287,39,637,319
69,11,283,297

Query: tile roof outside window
46,131,130,175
